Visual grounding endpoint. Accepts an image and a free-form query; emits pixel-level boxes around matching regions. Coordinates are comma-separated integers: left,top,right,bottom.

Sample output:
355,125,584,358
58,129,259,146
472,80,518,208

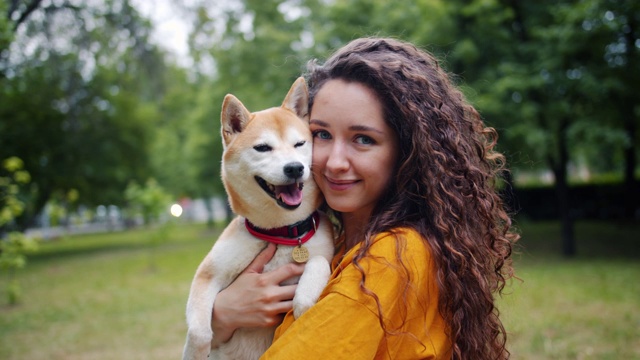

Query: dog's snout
284,162,304,179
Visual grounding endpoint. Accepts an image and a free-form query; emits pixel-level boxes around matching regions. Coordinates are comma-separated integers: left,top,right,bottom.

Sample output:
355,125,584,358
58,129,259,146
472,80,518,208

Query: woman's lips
324,176,359,191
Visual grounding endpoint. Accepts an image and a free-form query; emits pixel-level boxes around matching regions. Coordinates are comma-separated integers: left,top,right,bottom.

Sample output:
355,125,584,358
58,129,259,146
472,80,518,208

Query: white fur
183,78,334,360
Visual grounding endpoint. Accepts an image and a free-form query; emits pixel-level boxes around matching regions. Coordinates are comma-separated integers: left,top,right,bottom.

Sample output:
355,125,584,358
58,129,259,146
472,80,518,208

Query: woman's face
310,79,399,223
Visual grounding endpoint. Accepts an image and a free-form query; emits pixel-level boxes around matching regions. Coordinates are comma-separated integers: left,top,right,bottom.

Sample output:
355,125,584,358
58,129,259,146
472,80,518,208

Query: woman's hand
211,243,305,346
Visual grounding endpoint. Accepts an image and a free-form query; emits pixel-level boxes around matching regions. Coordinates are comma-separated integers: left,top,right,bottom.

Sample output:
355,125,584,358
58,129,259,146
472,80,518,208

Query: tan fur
183,78,334,360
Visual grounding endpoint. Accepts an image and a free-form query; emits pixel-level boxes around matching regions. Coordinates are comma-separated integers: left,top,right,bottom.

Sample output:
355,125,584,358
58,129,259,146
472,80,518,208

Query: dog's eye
294,141,306,148
253,144,272,152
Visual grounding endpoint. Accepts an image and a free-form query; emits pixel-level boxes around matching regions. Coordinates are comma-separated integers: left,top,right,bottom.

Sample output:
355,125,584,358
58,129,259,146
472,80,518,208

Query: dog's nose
284,162,304,179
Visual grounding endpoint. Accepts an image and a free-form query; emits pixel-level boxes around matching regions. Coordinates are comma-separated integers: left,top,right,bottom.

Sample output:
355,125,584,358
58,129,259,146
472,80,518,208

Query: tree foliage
0,0,637,257
124,178,171,225
0,0,174,227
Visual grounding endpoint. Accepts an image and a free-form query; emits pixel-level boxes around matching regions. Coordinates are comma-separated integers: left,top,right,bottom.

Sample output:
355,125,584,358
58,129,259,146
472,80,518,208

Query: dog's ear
221,94,251,147
281,77,309,122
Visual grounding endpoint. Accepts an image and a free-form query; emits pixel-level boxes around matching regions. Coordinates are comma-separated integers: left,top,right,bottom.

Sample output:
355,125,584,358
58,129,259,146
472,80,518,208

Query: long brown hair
306,37,518,359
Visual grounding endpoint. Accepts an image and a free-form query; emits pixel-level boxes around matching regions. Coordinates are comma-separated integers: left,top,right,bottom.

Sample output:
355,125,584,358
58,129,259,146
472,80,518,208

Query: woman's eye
253,144,272,152
355,135,375,145
312,130,331,140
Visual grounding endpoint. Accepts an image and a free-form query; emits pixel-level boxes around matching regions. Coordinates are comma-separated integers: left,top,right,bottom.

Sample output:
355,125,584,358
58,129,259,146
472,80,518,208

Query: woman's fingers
245,243,306,286
265,262,306,286
212,245,306,331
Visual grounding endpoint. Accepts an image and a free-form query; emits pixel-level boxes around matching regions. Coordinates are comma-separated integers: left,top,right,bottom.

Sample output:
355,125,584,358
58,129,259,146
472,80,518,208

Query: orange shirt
261,228,452,359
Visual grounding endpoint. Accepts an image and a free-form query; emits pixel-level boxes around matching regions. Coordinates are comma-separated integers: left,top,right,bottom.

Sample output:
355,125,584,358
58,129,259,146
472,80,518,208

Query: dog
182,77,334,360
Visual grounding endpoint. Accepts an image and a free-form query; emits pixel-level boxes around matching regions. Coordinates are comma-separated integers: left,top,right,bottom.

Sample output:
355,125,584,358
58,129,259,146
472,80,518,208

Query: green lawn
1,220,638,359
501,220,640,359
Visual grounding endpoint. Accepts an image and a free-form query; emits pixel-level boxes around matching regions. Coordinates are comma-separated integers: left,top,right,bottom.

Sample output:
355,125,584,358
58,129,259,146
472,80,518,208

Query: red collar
245,211,320,245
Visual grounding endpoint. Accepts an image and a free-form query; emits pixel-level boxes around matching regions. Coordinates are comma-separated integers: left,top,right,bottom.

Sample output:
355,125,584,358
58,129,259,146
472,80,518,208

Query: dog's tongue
275,184,303,206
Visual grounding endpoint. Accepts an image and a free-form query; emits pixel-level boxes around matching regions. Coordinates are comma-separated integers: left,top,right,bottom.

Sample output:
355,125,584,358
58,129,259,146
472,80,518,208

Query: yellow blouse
261,228,452,359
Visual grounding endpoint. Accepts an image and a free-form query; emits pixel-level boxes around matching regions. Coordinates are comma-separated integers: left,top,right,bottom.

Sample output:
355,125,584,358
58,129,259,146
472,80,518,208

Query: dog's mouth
255,176,304,210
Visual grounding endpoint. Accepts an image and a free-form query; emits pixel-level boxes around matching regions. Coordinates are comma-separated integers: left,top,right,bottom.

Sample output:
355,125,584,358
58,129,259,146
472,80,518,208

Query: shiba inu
182,77,334,360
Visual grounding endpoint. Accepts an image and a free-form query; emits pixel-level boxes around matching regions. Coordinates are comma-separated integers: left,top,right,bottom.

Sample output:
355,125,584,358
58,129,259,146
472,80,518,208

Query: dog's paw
292,256,331,319
183,328,213,360
293,299,313,319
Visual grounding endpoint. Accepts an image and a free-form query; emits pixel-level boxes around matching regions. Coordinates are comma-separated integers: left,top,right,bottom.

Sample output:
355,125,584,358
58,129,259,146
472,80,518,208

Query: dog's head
220,78,322,228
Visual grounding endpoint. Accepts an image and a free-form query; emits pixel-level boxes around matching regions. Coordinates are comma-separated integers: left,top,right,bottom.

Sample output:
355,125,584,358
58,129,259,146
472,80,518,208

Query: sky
131,0,191,66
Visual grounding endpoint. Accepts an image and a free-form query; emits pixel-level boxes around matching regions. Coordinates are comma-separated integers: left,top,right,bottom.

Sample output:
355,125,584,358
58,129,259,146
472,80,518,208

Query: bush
0,157,39,304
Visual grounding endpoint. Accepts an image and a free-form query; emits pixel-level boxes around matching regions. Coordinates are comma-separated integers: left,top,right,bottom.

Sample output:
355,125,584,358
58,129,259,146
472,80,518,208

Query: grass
1,219,639,359
0,223,215,359
501,220,640,359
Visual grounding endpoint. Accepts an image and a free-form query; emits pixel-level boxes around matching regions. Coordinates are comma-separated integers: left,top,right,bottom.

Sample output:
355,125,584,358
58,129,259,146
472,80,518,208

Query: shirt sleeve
261,291,386,360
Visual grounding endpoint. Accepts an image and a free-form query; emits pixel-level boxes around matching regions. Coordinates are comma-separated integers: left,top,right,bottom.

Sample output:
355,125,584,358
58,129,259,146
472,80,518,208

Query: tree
442,0,584,256
473,0,639,255
573,0,640,216
0,0,173,227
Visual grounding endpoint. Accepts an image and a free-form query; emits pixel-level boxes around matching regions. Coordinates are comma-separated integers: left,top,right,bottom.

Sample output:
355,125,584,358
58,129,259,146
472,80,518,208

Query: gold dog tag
292,245,309,263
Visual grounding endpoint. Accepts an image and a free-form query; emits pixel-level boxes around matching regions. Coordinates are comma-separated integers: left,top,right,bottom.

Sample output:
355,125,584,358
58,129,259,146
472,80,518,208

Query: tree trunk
203,196,215,229
551,118,575,257
19,186,52,232
622,16,638,219
623,101,638,219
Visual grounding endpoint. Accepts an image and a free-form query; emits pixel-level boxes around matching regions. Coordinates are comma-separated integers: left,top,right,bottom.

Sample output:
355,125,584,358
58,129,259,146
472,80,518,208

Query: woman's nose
325,141,349,172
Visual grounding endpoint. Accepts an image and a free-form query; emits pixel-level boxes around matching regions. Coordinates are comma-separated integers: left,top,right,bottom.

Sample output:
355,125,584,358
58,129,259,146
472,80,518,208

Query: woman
212,37,519,359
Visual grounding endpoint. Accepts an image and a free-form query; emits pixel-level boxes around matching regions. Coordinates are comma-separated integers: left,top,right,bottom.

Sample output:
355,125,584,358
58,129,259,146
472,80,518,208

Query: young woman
211,37,519,359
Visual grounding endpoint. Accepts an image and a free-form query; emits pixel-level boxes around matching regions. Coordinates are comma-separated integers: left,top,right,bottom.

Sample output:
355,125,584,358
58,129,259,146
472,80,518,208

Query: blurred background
0,0,638,359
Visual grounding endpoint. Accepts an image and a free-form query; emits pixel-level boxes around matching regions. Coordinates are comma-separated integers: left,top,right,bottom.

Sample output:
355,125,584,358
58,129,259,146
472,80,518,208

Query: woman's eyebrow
349,125,384,134
310,119,330,127
310,119,385,134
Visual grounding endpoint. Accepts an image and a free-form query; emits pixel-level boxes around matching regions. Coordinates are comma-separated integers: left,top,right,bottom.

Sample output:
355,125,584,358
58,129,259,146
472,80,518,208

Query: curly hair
306,37,519,359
